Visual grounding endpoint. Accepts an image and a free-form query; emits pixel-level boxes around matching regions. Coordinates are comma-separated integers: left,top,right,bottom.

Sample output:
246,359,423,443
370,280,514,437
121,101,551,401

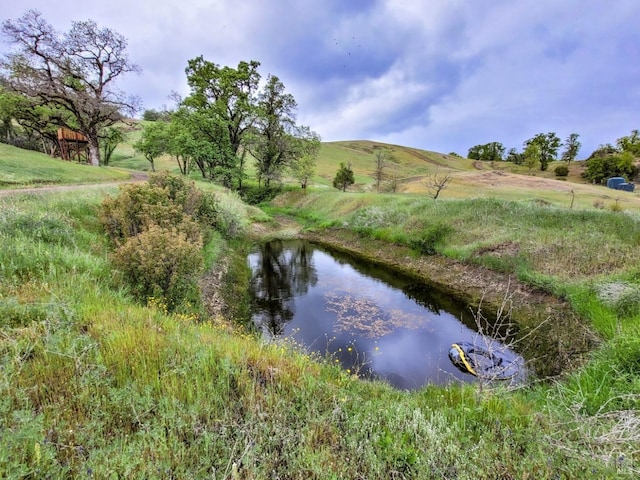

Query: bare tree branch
421,170,452,199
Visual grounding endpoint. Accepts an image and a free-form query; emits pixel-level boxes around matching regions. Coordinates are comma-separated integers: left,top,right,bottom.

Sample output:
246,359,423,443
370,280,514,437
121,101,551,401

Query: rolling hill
1,134,639,212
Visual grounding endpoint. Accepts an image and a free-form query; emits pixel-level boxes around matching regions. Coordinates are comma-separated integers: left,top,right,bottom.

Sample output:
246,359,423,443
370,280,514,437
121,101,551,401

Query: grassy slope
1,141,639,477
0,144,131,187
313,140,640,211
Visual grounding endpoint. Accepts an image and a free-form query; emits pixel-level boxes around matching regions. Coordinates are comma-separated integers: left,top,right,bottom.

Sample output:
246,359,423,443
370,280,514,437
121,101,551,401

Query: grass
271,191,640,283
1,140,640,477
0,144,130,187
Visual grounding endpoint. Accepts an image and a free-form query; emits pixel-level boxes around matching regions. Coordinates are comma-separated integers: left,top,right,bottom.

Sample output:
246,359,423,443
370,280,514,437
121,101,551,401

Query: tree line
467,130,640,184
1,10,638,192
0,10,320,198
135,57,321,195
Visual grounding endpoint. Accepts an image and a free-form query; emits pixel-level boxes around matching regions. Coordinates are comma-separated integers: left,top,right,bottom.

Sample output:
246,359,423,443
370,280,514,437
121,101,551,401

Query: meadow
0,141,639,478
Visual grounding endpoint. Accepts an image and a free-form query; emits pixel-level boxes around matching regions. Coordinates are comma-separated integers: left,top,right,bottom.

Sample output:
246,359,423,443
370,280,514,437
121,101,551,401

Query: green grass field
1,138,639,477
0,143,131,187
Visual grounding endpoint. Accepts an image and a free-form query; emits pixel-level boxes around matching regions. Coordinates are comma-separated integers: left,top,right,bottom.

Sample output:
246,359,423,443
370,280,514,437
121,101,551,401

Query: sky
2,0,639,158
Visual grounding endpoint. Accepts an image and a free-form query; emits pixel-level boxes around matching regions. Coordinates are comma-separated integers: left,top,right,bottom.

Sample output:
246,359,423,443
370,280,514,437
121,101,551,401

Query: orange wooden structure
57,127,89,162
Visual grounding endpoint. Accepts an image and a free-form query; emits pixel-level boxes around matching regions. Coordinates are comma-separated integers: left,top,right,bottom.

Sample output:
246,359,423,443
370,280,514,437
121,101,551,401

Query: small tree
386,173,401,193
133,121,168,172
561,133,581,165
505,148,524,165
371,148,389,192
333,162,354,192
523,142,541,174
100,126,125,166
524,132,561,171
290,154,315,190
616,129,640,156
421,170,452,200
288,127,321,190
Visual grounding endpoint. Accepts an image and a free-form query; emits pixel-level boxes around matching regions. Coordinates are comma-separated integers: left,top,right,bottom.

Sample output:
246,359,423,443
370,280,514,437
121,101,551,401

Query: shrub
349,206,407,231
554,164,569,177
100,183,174,244
100,173,218,244
409,223,452,255
111,224,204,311
215,191,249,238
147,171,201,216
240,184,282,205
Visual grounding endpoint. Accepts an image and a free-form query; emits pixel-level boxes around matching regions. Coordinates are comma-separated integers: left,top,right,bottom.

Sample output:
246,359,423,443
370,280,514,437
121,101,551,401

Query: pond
248,240,525,389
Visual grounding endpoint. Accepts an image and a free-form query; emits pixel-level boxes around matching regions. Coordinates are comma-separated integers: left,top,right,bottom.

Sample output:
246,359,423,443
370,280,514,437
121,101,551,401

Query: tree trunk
88,136,100,166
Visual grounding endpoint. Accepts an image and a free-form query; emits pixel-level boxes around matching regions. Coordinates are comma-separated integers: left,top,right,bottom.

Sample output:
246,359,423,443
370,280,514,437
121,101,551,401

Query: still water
248,240,523,389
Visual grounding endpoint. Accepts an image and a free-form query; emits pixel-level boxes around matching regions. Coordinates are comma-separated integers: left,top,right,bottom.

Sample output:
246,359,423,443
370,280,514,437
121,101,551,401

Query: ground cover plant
1,140,640,477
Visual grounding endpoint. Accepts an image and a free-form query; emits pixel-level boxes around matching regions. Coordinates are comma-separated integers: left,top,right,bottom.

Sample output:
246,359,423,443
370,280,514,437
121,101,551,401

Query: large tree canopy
182,57,260,187
0,10,140,165
180,57,319,191
467,142,505,162
523,132,561,171
248,74,300,188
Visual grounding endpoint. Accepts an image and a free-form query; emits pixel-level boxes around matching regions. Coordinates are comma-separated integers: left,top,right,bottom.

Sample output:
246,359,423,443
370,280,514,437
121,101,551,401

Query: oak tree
183,57,260,187
524,132,561,171
1,10,140,166
372,148,389,192
560,133,581,165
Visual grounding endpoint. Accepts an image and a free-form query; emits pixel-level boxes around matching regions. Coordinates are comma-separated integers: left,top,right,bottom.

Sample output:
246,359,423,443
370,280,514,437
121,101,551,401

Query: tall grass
0,187,638,477
273,192,640,283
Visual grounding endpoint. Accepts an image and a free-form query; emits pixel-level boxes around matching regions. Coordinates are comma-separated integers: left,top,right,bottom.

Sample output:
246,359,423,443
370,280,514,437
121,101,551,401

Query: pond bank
228,215,599,379
301,227,600,379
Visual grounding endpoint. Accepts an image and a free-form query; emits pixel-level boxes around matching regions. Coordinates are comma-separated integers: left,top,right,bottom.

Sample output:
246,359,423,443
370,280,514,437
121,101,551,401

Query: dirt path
0,172,148,198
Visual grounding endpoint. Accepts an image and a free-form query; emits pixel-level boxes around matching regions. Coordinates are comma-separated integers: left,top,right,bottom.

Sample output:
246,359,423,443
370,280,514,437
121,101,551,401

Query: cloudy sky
2,1,639,157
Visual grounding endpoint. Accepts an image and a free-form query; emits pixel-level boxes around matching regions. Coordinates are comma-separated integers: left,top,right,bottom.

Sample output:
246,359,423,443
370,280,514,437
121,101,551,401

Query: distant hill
2,136,638,211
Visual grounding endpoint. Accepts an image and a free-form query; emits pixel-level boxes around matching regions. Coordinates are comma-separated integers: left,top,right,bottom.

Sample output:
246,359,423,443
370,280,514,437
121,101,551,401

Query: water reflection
248,240,523,388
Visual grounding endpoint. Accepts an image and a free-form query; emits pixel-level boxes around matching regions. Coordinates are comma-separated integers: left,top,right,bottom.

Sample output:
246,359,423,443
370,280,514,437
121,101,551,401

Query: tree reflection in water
249,240,318,336
247,240,525,388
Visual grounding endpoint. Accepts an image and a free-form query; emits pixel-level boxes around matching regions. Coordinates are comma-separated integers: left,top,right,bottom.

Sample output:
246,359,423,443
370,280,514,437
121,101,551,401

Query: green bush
147,171,202,216
554,164,569,177
215,191,250,238
100,182,175,244
100,173,218,245
240,184,282,205
409,223,452,255
111,224,204,311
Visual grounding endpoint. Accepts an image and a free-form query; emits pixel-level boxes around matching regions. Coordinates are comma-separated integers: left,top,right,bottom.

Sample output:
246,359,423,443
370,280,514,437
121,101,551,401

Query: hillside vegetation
0,144,131,188
1,142,639,478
